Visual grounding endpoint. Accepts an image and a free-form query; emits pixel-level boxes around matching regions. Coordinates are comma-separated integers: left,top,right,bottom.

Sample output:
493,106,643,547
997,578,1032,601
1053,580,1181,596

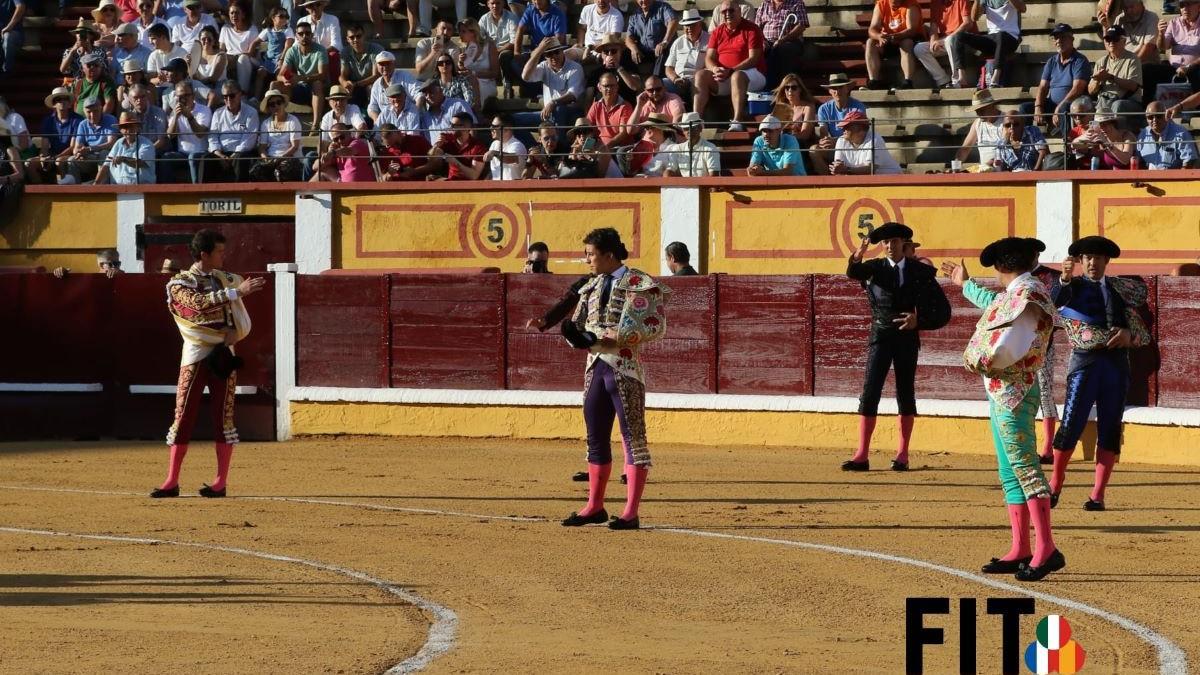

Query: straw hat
44,86,73,108
541,37,568,55
678,8,703,25
117,111,142,126
326,84,350,99
69,17,100,35
567,117,596,138
259,88,287,113
824,72,851,89
970,88,998,112
121,60,144,75
596,32,625,51
91,0,118,22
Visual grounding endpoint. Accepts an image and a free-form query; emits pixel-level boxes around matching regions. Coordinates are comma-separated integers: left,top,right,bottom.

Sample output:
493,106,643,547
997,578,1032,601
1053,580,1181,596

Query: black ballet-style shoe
608,516,640,530
1083,499,1105,511
1014,549,1066,582
561,509,608,527
198,484,226,498
620,474,628,485
890,460,908,472
1039,454,1054,465
1050,492,1060,509
150,486,180,498
571,471,588,482
981,556,1032,574
841,460,870,472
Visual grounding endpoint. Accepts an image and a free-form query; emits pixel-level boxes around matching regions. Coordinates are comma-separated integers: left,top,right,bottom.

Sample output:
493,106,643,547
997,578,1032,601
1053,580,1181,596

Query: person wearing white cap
26,88,82,184
664,8,708,100
664,111,720,177
748,114,804,175
297,0,343,52
365,50,416,122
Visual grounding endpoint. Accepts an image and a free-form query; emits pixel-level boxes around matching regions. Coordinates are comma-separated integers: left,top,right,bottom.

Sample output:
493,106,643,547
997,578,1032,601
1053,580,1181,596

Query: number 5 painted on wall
857,213,875,240
486,218,505,245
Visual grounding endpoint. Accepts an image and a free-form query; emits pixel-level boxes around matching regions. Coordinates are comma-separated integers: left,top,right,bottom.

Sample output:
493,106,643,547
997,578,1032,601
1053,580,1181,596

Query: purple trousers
583,359,636,466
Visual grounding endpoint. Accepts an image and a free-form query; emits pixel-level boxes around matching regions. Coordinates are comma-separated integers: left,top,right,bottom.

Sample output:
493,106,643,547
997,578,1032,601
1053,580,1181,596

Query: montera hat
561,320,597,350
1068,235,1121,258
868,222,914,244
979,237,1046,268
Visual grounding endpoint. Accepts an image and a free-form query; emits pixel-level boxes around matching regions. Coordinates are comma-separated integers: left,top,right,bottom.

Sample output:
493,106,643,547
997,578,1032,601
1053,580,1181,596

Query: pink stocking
620,464,649,521
1039,418,1056,459
579,462,612,517
1091,448,1117,503
1050,447,1073,494
1027,496,1057,567
210,442,234,492
159,444,188,490
853,416,877,463
895,415,914,464
1002,503,1031,561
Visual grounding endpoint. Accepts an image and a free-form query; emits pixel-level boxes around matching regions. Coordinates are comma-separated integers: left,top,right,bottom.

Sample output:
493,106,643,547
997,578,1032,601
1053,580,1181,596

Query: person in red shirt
864,0,924,90
430,114,489,179
378,123,439,181
914,0,976,88
586,71,636,146
693,0,766,130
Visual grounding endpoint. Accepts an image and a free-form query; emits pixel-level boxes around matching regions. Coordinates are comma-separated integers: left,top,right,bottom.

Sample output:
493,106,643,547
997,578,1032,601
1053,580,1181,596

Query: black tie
598,274,613,312
1102,280,1115,328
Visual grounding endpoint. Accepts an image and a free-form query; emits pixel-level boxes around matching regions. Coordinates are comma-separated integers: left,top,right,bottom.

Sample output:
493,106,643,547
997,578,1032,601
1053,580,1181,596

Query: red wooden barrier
390,274,506,389
1126,275,1158,408
716,275,813,395
0,273,115,383
1155,277,1200,409
506,274,587,392
641,275,718,393
297,274,390,388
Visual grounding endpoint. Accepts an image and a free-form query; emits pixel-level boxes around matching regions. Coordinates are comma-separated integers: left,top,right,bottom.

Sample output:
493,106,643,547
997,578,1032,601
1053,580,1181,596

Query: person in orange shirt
914,0,977,88
864,0,924,90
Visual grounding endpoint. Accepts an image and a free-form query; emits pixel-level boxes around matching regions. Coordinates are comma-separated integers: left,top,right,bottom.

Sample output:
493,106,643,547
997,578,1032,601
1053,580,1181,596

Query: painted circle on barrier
838,198,895,256
470,204,522,259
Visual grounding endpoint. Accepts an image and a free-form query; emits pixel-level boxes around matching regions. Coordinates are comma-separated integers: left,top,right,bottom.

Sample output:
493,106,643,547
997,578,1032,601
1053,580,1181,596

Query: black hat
561,321,597,350
1068,235,1121,258
868,222,914,244
1103,25,1127,41
979,237,1045,268
1050,23,1074,36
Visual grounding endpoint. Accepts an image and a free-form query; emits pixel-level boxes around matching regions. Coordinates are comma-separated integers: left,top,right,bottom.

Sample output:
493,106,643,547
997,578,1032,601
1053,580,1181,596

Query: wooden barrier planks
1155,276,1199,409
716,275,812,395
641,275,717,393
297,274,390,388
505,274,588,391
390,274,506,389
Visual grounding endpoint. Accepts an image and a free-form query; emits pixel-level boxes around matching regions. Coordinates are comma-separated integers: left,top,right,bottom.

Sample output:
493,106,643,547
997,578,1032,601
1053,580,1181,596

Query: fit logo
906,597,1035,674
1024,615,1086,674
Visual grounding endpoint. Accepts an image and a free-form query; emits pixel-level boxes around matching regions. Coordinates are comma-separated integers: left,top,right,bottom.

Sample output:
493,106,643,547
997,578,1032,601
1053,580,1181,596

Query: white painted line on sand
0,526,457,674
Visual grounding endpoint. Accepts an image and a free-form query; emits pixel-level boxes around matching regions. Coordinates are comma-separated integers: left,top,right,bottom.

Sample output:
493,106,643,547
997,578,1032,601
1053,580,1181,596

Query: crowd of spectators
3,0,1200,184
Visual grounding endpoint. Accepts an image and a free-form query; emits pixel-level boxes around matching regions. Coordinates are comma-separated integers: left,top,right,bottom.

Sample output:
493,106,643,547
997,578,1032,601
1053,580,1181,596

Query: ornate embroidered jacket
570,267,670,383
962,275,1058,410
166,263,252,366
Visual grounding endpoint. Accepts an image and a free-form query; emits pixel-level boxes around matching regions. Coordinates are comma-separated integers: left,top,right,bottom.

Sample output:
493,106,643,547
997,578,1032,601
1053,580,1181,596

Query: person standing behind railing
0,0,25,79
1136,100,1196,167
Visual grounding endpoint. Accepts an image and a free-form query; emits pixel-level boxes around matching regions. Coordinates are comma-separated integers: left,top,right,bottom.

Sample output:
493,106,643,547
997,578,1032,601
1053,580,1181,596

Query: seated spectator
220,1,265,99
585,34,642,107
378,122,438,180
414,20,459,80
1075,109,1136,168
133,0,166,49
208,81,259,182
94,111,155,184
479,0,520,96
252,88,305,181
516,37,584,141
571,0,624,63
252,7,295,88
0,117,24,186
1089,26,1143,129
955,0,1023,88
156,57,191,110
627,112,675,176
162,81,211,183
771,73,819,148
831,109,902,174
914,0,974,89
559,117,606,178
665,9,708,100
456,18,500,102
1155,0,1200,95
126,83,170,174
625,0,678,78
320,84,368,146
0,95,28,152
957,88,1003,167
418,78,474,143
1099,0,1159,65
631,75,685,124
433,53,480,112
62,19,110,80
53,249,124,278
168,0,217,54
191,26,227,108
513,0,567,96
417,0,468,40
756,0,808,87
112,22,151,75
1023,24,1091,133
523,121,565,178
813,72,867,166
367,51,419,123
430,113,488,179
376,83,423,135
281,22,329,129
994,109,1048,170
864,0,923,90
147,23,188,98
118,61,152,110
92,0,120,49
312,122,373,181
26,87,83,184
665,241,697,275
665,111,720,177
587,71,635,147
749,114,804,175
708,0,756,30
694,1,766,131
59,96,117,184
1137,101,1196,167
484,115,527,180
1054,95,1096,168
0,0,24,78
73,53,119,116
297,0,343,52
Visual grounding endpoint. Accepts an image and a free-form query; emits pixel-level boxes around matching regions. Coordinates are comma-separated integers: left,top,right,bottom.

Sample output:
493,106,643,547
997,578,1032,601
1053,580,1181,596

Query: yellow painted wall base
289,402,1200,467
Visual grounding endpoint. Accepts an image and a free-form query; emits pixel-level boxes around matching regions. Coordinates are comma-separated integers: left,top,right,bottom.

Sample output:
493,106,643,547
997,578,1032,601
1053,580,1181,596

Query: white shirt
259,114,303,157
665,138,720,176
173,101,212,154
320,104,368,142
137,19,167,48
526,58,585,103
219,24,258,55
148,45,190,74
489,136,526,180
835,132,903,175
208,103,259,152
579,4,625,46
414,37,461,79
478,10,518,48
989,273,1040,369
975,117,1003,165
2,111,28,138
666,31,708,79
376,105,423,135
984,0,1021,38
368,70,420,118
169,13,218,53
641,141,674,176
297,12,343,52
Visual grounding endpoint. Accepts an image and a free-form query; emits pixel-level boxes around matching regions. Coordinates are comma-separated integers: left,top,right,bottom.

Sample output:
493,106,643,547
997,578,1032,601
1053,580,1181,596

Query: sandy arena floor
1,437,1197,674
